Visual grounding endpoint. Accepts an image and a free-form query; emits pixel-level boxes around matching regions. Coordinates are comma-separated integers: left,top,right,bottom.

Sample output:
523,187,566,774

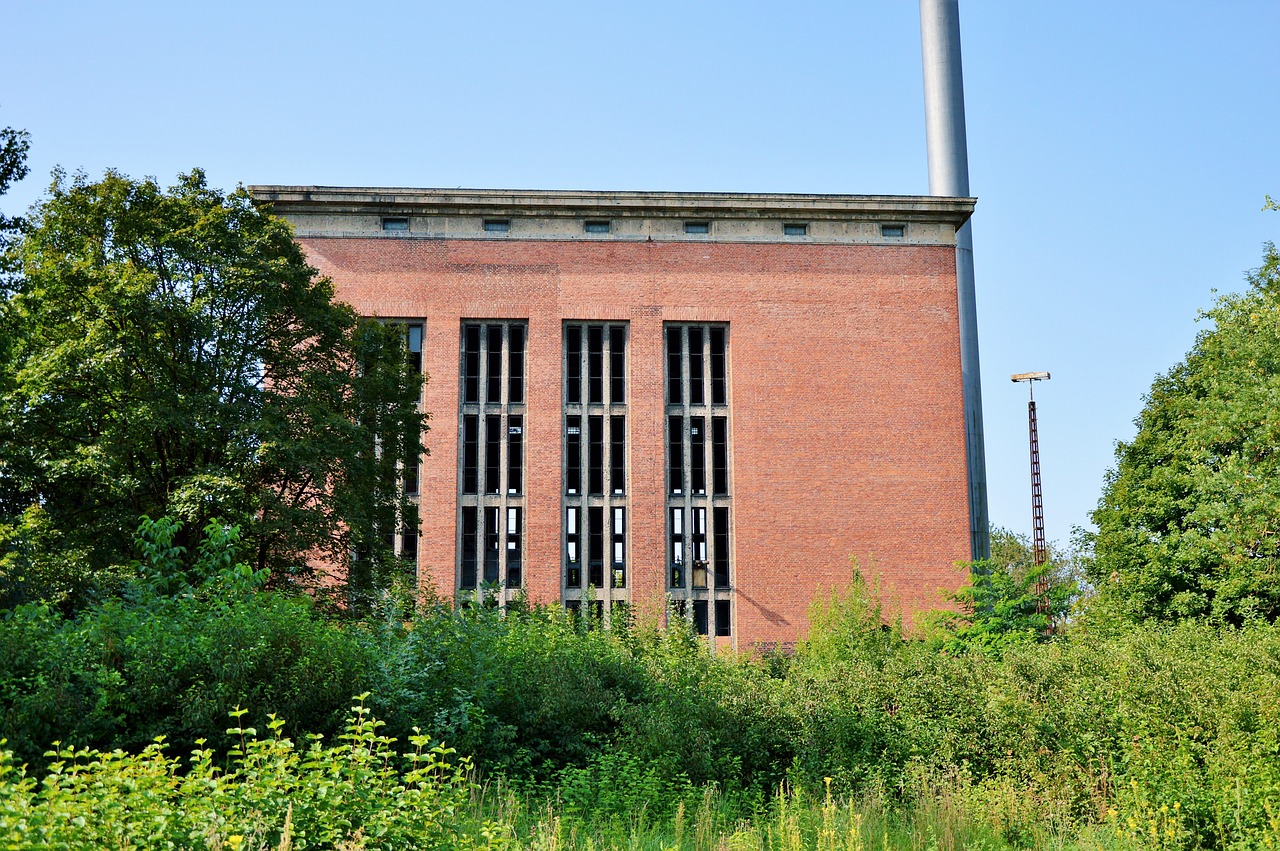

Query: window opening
610,415,626,495
458,321,527,599
462,415,478,494
461,507,478,589
693,600,709,635
484,219,510,232
587,325,604,404
667,327,683,404
566,507,581,587
714,600,731,636
567,326,582,404
689,327,704,404
382,217,409,231
584,220,610,233
484,506,500,584
485,415,501,494
563,321,629,613
783,222,807,236
709,327,726,405
881,224,905,238
712,416,728,495
508,416,523,494
610,326,626,401
486,326,503,403
588,506,604,588
684,221,710,234
507,507,522,587
690,417,706,495
588,415,604,495
566,417,582,495
665,323,733,637
612,507,626,588
509,325,525,405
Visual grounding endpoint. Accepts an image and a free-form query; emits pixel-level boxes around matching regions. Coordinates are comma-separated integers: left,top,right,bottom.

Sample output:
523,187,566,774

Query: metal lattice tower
1012,372,1050,612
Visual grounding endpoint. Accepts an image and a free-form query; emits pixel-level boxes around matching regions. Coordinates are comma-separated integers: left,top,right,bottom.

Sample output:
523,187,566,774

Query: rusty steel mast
1011,372,1050,608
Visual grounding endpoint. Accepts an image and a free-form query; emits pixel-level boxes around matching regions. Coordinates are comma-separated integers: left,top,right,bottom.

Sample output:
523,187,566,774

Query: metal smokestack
920,0,990,559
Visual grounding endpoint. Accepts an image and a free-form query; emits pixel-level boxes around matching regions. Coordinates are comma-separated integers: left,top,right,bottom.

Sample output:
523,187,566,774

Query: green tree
1089,241,1280,625
924,527,1076,656
0,169,425,607
0,117,29,259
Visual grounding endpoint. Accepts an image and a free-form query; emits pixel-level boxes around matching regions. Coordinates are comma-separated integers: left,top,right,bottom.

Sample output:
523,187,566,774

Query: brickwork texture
298,237,970,646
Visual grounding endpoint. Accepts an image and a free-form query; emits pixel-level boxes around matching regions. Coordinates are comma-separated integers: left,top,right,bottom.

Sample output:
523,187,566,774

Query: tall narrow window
668,416,684,495
564,322,628,615
458,321,527,597
610,326,626,401
506,507,522,587
461,507,478,589
587,325,604,404
611,507,626,588
710,327,726,405
588,506,604,588
566,416,581,495
665,324,733,638
610,415,626,495
688,327,704,405
567,326,582,404
667,327,682,404
463,325,481,404
714,507,730,589
485,415,501,495
509,325,525,405
712,416,728,495
507,416,523,495
588,415,604,495
462,415,479,495
669,508,685,587
484,506,500,584
690,417,706,495
566,507,581,587
486,326,502,404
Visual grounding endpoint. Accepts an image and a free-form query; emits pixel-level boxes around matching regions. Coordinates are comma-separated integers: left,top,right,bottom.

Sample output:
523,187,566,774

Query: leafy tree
0,116,29,260
0,169,425,607
1089,241,1280,624
924,527,1076,656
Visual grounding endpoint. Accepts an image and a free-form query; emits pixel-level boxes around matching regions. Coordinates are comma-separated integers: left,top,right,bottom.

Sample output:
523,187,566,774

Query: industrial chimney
920,0,990,559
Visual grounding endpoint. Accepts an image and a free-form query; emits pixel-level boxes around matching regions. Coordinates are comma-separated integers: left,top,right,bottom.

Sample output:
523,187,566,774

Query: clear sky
4,1,1278,549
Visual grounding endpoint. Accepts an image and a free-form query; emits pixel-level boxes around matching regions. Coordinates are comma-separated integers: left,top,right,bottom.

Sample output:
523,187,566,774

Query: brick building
249,187,975,648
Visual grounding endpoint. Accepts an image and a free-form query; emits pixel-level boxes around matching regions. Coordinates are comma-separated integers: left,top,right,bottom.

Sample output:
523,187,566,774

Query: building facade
249,187,976,648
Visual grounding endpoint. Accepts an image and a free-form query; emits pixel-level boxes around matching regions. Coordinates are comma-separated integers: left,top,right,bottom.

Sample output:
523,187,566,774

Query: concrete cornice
248,186,976,224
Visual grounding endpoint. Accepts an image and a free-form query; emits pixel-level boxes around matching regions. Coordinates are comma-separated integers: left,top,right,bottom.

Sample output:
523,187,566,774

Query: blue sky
4,1,1278,548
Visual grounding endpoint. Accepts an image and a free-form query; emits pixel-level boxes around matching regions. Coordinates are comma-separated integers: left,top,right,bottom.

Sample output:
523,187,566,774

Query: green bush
0,700,506,850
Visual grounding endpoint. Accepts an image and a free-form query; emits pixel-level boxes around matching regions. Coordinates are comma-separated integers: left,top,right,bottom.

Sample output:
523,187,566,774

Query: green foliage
0,701,504,850
0,115,29,260
1090,243,1280,625
925,528,1077,657
0,169,425,603
0,520,366,766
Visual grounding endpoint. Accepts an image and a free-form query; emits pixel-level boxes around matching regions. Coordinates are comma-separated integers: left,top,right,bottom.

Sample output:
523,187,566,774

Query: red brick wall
298,237,970,645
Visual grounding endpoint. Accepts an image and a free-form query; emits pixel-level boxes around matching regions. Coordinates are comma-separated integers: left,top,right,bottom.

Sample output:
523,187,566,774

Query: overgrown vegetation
1089,241,1280,625
2,519,1278,848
